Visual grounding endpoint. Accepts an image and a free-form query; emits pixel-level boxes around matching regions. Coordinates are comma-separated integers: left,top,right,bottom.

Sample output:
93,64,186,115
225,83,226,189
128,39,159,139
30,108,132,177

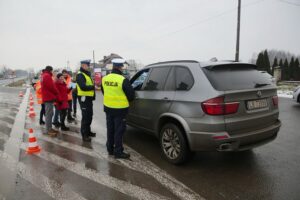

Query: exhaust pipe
217,143,233,151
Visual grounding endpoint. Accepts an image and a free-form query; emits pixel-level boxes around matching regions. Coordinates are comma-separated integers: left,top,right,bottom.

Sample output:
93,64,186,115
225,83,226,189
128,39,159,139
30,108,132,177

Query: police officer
76,60,96,142
101,58,134,159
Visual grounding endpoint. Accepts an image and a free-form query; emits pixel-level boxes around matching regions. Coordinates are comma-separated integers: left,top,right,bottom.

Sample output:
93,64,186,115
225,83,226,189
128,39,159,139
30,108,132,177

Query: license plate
247,99,268,110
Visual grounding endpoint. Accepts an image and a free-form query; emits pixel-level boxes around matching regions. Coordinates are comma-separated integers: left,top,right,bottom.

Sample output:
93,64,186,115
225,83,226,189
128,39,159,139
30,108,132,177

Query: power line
278,0,300,6
150,0,265,40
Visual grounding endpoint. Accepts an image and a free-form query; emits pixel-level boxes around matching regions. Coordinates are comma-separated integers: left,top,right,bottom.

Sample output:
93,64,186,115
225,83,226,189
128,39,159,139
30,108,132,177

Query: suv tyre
160,123,189,164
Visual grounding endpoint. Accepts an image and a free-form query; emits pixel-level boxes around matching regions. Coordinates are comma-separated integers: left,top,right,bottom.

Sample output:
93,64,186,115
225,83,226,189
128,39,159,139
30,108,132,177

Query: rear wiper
254,83,270,88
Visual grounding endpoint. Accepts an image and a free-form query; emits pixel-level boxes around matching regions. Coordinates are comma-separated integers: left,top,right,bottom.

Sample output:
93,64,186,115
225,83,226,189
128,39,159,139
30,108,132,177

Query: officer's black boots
61,125,70,131
83,137,91,142
115,152,130,159
89,131,96,137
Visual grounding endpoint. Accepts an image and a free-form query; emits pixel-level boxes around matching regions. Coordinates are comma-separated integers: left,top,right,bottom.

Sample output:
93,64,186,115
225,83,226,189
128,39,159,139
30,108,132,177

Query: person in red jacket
55,73,70,131
41,66,59,136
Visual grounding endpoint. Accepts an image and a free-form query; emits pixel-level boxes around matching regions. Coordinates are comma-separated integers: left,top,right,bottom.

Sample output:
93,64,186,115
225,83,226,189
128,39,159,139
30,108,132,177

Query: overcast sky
0,0,299,70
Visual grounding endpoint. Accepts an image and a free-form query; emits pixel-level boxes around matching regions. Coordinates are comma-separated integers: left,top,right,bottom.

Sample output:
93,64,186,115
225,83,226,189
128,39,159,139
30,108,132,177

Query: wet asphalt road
0,88,299,200
0,88,201,200
123,97,300,200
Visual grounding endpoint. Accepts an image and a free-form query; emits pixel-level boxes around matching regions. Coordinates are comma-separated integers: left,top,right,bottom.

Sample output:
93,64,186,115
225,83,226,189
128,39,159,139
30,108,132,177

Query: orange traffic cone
19,91,24,97
28,106,35,117
26,128,41,154
29,106,34,112
30,96,34,101
29,100,34,106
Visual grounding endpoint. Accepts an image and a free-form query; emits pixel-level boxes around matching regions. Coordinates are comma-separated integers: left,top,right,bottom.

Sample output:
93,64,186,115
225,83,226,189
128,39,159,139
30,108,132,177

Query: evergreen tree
256,52,264,71
263,50,271,74
272,57,278,75
295,58,300,81
282,58,289,80
289,57,295,80
279,59,283,68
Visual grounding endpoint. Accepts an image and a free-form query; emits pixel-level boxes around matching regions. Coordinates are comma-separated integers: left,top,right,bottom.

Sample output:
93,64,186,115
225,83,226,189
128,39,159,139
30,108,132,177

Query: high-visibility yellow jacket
102,73,129,109
76,72,95,97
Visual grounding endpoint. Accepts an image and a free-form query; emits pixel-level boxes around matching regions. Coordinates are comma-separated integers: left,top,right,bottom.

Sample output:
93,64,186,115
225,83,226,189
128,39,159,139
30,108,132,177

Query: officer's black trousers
106,113,126,155
78,97,93,139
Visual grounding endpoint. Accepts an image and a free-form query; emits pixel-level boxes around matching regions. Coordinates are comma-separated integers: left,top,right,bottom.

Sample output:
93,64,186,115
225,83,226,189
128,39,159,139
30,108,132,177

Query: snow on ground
277,90,293,99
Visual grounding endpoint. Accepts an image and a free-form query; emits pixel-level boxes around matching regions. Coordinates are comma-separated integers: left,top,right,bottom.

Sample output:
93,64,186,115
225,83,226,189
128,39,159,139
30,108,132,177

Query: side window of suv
144,67,171,91
175,67,194,90
130,69,150,90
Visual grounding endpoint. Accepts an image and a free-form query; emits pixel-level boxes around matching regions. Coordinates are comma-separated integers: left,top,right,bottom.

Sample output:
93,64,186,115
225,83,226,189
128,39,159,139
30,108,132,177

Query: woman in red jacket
55,73,70,131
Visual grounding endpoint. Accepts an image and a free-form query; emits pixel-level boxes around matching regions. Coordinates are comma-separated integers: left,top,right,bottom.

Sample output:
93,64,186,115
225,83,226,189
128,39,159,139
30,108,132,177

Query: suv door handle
162,97,169,100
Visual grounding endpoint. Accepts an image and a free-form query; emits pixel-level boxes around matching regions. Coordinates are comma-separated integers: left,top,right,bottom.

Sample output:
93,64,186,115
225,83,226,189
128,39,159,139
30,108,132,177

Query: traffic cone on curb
30,96,34,101
29,100,34,106
28,106,36,118
29,106,34,112
19,91,24,97
26,128,41,154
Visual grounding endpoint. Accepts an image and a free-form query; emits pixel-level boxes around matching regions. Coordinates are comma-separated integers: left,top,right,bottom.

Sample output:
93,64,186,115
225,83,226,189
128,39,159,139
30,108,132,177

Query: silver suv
127,60,281,164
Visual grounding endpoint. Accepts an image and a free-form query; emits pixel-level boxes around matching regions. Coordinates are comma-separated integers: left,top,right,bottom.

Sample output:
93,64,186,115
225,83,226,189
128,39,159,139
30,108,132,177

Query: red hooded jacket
41,71,58,102
55,80,69,110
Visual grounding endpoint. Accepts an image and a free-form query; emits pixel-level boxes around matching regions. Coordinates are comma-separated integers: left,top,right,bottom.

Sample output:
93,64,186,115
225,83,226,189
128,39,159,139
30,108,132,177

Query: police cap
80,60,91,65
112,58,125,68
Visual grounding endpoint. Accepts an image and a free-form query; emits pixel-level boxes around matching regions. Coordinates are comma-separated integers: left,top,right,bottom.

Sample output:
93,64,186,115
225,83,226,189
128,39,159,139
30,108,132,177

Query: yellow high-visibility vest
76,72,95,97
102,73,129,109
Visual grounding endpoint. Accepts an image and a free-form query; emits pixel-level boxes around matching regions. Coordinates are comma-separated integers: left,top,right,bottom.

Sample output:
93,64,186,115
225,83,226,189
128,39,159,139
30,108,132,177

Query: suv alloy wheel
160,123,189,164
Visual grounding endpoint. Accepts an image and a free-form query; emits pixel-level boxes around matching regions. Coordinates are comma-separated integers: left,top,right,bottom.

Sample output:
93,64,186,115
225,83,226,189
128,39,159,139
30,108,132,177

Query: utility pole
235,0,241,62
93,50,95,70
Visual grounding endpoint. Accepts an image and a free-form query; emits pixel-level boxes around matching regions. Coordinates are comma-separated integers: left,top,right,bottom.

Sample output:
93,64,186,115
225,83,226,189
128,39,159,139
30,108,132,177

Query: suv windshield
202,64,273,91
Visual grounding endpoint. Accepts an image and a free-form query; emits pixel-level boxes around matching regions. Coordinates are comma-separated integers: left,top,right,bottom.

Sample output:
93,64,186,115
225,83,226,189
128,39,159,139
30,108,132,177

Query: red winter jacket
55,80,69,110
41,71,58,102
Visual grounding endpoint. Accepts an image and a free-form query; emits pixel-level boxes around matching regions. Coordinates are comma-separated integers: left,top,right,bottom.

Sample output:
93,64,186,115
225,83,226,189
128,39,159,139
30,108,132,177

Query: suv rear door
203,64,279,136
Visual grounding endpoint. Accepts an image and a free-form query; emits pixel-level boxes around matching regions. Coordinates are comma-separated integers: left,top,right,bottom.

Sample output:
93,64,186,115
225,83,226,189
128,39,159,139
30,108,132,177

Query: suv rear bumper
187,119,281,151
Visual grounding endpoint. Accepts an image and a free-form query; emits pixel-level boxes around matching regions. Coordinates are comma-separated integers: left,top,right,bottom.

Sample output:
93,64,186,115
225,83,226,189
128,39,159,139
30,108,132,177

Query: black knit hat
56,73,63,79
45,66,53,72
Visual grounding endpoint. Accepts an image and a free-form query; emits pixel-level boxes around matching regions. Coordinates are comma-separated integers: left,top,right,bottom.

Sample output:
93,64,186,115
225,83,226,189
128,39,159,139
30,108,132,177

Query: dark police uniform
76,61,95,142
101,61,134,159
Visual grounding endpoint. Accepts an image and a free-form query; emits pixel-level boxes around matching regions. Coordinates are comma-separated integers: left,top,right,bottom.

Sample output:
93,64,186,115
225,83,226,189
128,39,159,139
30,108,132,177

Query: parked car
293,85,300,103
127,60,281,164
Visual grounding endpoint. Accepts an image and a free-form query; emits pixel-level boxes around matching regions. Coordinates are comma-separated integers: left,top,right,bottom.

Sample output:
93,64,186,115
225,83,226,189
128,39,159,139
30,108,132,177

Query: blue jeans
52,106,60,124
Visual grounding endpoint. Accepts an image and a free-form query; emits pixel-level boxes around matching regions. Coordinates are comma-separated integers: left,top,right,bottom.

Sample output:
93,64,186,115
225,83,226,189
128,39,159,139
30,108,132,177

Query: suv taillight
201,96,239,115
272,96,279,107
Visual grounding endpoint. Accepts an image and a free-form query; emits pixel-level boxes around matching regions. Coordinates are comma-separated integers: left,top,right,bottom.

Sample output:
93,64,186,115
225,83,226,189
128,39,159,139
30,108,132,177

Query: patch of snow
277,90,293,98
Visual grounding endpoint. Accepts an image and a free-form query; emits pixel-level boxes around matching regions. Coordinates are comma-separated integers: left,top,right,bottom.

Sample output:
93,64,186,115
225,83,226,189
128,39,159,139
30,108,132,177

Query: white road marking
0,149,87,200
61,130,204,200
37,130,204,200
19,143,171,200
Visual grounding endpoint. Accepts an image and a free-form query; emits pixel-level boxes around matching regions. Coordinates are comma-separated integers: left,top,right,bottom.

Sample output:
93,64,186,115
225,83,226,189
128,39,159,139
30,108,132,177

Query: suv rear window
202,64,273,91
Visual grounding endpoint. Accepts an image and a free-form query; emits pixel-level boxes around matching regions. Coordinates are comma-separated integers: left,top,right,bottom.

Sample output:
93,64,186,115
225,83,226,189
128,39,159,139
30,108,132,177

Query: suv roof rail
146,60,199,67
219,59,238,62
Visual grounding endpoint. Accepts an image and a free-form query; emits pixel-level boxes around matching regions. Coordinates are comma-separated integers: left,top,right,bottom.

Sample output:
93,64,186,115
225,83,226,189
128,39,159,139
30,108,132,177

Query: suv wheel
160,123,189,164
298,95,300,103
